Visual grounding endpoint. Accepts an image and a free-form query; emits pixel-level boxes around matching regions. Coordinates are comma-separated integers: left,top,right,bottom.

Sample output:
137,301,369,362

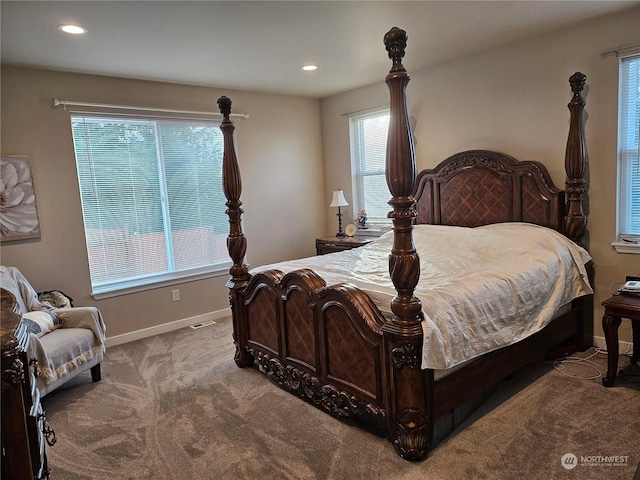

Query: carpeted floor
42,316,639,480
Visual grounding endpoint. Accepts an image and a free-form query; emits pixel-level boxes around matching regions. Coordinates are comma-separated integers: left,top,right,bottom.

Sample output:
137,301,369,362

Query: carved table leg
602,313,622,387
632,319,640,366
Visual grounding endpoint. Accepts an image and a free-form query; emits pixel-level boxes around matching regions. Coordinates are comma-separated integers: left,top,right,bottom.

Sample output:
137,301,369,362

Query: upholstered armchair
0,266,106,396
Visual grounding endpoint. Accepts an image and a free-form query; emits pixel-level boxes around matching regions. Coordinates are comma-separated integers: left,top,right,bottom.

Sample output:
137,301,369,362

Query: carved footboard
235,268,388,418
226,264,432,459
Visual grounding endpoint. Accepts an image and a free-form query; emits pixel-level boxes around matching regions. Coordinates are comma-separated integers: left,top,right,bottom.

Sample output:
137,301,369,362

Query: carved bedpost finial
384,27,407,73
563,72,588,245
217,95,232,121
569,72,586,96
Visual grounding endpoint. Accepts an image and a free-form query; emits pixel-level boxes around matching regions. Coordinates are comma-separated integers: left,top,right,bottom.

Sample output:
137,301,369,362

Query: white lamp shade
330,190,349,207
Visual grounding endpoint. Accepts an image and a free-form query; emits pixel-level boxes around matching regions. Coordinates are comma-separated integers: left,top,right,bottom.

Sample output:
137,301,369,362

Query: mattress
251,223,593,370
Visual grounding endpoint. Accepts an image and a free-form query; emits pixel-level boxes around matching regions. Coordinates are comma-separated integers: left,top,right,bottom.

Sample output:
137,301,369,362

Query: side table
315,236,374,255
601,293,640,387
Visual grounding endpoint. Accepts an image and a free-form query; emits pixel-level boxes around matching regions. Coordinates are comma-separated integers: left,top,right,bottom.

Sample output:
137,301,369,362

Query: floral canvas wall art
1,155,41,241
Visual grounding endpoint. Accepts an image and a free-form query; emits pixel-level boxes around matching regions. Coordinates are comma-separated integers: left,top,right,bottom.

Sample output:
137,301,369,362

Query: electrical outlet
171,289,180,302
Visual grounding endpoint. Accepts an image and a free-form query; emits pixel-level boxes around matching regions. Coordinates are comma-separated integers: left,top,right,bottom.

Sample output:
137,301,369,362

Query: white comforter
251,223,593,370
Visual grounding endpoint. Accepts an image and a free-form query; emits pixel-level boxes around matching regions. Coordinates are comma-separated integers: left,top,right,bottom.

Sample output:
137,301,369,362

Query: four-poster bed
217,27,593,461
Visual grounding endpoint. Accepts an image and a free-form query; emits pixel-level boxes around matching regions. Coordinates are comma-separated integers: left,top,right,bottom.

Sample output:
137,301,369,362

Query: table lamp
330,189,349,237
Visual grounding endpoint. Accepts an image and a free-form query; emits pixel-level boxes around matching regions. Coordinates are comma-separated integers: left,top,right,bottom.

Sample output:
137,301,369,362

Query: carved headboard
413,150,564,232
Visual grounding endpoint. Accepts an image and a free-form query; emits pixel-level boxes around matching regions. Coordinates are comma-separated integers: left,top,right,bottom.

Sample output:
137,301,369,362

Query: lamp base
335,208,346,238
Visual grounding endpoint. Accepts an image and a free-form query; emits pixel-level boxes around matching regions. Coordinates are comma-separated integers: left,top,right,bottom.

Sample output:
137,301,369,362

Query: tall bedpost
563,72,588,245
381,27,431,462
217,96,253,368
563,73,593,350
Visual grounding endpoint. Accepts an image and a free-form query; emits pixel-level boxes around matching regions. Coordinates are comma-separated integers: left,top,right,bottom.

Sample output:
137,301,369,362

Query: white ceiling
2,1,638,98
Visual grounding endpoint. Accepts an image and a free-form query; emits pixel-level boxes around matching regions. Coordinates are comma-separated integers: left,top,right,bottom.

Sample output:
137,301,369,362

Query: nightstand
315,236,374,255
601,293,640,387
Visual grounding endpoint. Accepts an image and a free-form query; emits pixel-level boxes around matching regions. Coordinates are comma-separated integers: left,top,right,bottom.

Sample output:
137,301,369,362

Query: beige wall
1,67,324,338
321,6,640,343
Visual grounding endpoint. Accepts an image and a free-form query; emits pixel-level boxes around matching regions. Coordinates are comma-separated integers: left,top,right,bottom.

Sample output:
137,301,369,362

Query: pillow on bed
22,310,64,337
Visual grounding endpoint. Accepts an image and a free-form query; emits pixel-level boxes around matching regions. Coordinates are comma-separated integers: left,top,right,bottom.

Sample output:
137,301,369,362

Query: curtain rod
51,99,250,119
341,104,389,117
600,43,640,58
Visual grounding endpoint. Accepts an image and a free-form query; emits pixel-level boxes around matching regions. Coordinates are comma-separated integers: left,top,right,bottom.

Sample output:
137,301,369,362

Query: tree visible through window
350,109,391,223
71,115,230,296
618,53,640,239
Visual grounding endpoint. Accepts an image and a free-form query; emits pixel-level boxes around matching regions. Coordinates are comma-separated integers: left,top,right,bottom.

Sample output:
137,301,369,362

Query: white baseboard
106,320,633,352
105,308,231,348
593,335,635,355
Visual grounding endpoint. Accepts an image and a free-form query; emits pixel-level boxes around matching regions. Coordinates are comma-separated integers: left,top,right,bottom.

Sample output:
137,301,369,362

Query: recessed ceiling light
301,65,318,71
58,24,87,35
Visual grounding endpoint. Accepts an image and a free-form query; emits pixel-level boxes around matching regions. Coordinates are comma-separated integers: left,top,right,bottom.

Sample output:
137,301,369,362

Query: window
70,115,230,298
616,53,640,251
349,109,391,224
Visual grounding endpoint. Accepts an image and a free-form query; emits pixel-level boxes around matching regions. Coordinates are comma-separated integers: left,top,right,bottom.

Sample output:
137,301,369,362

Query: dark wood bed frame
216,27,592,461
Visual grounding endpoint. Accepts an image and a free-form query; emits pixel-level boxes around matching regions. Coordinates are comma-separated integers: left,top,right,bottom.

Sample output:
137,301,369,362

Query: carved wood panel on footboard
240,269,389,418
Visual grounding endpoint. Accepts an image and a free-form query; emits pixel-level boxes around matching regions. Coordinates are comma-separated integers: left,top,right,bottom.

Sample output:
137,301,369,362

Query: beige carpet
42,316,639,480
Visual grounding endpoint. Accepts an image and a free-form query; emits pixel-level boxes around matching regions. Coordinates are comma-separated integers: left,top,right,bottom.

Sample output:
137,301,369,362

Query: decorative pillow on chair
38,290,74,308
22,310,65,337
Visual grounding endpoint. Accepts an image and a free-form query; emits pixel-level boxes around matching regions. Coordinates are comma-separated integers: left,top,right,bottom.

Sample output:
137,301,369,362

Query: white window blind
618,54,640,237
350,109,391,222
70,115,230,297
